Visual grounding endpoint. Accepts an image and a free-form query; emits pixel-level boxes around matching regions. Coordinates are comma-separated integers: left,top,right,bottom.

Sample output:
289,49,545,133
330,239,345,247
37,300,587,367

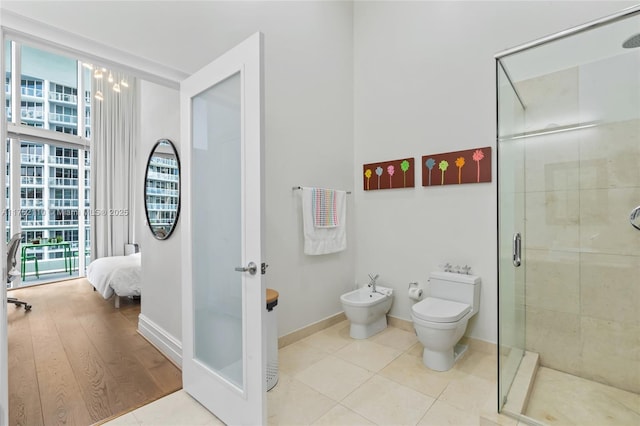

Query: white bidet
340,286,393,339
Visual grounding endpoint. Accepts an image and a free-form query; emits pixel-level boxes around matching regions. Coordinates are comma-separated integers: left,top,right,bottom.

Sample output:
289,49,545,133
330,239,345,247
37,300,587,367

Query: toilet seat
411,297,470,323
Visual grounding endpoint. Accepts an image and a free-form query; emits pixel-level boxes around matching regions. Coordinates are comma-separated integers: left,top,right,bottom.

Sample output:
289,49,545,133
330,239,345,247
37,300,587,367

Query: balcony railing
49,92,78,104
21,87,43,98
145,187,179,196
49,199,79,207
21,220,45,226
20,176,44,186
150,158,178,168
20,257,82,280
48,177,78,187
20,154,44,164
20,199,44,207
149,220,174,227
21,109,44,121
146,203,178,211
48,220,79,226
48,113,78,124
146,171,179,182
49,156,79,165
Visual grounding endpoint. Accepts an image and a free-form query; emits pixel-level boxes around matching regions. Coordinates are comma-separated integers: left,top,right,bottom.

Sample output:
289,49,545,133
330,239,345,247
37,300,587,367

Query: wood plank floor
7,279,182,425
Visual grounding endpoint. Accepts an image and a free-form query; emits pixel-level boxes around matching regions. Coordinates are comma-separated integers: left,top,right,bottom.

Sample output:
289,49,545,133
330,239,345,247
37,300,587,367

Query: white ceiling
1,1,267,75
501,6,640,82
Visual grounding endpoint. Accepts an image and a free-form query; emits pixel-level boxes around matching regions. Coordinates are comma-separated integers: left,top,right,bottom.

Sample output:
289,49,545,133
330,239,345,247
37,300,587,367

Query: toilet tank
428,271,481,315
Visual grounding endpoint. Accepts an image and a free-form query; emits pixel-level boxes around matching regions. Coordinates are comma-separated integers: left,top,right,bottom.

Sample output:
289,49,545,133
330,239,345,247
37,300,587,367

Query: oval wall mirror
144,138,181,240
631,205,640,231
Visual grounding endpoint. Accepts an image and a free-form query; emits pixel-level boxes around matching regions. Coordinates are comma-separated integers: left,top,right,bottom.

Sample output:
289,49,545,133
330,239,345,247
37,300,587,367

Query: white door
180,32,266,425
0,34,8,426
1,250,7,426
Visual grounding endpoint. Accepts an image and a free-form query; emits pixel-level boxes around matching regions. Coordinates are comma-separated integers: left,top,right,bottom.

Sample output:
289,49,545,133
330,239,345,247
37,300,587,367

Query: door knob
235,262,258,275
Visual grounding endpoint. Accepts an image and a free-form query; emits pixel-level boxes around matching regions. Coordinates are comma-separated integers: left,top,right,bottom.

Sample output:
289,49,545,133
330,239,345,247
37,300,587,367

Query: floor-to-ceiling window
5,40,91,285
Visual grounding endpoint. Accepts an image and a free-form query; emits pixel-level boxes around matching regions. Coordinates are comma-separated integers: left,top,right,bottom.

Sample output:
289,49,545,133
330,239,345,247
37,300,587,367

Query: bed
87,252,142,308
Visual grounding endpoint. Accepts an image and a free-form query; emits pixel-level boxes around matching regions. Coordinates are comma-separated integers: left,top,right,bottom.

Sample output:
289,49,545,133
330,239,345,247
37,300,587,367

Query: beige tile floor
105,321,500,425
103,390,224,426
525,367,640,426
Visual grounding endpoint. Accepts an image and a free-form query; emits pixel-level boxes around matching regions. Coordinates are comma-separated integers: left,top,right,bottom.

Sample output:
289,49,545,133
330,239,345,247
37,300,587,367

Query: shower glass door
496,61,526,411
497,7,640,424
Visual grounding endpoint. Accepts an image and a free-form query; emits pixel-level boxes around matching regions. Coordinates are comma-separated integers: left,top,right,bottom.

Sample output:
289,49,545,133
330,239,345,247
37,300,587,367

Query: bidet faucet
368,273,379,292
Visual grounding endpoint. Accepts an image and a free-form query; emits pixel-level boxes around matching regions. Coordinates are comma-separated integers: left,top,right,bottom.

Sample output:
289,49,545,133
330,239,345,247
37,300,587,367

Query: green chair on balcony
72,248,90,272
21,251,39,280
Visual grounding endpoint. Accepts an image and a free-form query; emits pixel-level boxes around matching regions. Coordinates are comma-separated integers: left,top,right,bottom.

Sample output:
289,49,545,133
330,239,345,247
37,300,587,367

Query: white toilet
411,271,481,371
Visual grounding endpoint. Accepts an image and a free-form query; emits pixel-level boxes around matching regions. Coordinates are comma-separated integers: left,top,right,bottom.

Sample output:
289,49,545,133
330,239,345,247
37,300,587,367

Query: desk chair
7,233,31,311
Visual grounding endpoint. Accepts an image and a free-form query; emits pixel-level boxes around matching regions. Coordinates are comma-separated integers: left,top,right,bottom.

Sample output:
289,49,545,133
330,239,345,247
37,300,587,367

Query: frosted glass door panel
192,72,243,389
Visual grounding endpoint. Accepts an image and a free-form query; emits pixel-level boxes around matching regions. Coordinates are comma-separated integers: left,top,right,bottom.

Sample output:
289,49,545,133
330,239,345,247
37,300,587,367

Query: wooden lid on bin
266,288,279,304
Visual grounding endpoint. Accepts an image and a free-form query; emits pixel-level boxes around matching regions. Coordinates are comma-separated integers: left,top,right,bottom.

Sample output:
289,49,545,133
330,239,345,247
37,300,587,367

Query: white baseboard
138,314,182,368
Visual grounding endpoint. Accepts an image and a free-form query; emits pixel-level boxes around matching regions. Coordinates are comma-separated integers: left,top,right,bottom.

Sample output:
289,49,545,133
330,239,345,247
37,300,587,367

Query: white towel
302,187,347,255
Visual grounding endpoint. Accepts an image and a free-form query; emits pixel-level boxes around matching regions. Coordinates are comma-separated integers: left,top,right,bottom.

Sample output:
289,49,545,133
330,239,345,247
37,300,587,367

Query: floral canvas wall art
363,158,414,190
422,147,491,187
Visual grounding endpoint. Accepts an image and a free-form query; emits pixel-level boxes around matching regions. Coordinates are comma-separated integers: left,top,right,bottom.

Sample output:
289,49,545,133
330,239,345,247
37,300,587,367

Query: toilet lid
412,297,471,323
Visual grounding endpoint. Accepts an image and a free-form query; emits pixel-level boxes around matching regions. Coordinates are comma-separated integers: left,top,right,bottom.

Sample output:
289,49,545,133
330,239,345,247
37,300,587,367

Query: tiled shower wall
516,58,640,393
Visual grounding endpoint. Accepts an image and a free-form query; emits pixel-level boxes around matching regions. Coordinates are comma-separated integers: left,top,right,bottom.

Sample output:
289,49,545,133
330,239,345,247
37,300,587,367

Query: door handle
235,262,258,275
512,233,522,267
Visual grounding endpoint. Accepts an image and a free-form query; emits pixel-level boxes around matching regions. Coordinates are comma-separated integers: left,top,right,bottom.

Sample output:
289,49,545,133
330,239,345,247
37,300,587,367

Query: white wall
352,0,636,344
158,1,355,336
1,0,356,339
249,2,356,335
137,82,181,342
2,0,636,349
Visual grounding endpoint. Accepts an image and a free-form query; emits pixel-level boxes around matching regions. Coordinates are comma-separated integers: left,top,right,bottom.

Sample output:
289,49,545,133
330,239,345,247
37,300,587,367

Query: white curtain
91,71,137,259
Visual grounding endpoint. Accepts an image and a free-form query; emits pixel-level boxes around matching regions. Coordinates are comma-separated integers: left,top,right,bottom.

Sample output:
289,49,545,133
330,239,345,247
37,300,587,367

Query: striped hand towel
301,187,347,255
312,188,339,228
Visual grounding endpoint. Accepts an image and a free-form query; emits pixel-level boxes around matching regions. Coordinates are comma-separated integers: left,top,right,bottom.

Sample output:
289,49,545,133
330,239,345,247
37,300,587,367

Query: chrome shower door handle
630,205,640,231
235,262,258,275
512,233,522,267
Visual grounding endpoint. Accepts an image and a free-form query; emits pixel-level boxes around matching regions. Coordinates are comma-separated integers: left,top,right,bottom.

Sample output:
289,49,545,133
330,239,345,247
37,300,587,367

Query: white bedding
87,252,141,300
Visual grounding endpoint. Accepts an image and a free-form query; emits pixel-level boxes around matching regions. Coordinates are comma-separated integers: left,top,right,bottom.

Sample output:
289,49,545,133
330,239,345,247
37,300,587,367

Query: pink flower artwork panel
422,147,491,187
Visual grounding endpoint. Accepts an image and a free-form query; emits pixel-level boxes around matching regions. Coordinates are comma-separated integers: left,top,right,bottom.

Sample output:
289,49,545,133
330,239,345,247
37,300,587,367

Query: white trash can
266,288,279,391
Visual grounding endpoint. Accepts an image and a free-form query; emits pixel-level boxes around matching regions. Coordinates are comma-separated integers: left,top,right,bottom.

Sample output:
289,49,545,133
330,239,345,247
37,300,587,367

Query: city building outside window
5,41,91,283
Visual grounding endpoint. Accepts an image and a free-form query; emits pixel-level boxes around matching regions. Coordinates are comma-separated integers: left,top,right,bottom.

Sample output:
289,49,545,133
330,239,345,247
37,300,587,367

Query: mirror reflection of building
144,139,180,240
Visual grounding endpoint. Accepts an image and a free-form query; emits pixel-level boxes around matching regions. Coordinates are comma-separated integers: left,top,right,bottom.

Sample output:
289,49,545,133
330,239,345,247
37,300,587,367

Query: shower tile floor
106,321,504,425
525,367,640,426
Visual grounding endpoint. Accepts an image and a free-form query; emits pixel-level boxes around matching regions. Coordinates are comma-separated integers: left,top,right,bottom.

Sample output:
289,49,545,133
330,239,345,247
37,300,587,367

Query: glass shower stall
496,5,640,425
